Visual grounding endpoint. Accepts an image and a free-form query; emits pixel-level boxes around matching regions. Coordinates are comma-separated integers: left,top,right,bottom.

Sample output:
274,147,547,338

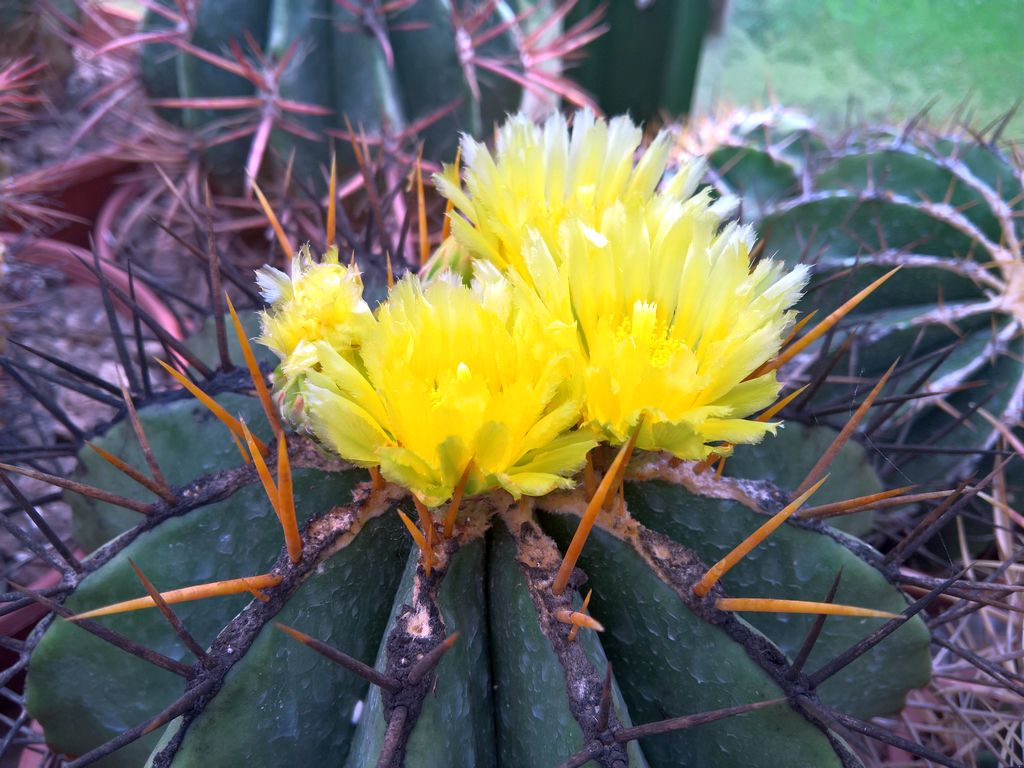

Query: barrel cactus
15,112,939,768
694,108,1024,498
135,0,603,189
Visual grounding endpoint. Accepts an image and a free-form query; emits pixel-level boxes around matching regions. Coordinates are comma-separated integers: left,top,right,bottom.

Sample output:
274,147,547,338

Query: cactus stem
795,360,897,496
567,588,593,642
612,698,786,743
798,484,918,520
416,155,429,267
443,462,474,539
694,476,828,598
154,358,267,459
553,425,641,596
398,509,434,576
441,147,460,242
117,377,172,496
0,462,154,515
239,419,281,522
274,623,400,693
554,608,604,633
408,632,460,685
67,573,283,621
226,293,281,437
250,178,294,267
128,558,212,667
85,442,175,502
276,438,302,564
748,267,900,380
716,597,898,619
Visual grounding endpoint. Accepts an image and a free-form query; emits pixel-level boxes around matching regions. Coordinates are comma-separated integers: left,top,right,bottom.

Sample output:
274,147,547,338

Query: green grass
694,0,1024,140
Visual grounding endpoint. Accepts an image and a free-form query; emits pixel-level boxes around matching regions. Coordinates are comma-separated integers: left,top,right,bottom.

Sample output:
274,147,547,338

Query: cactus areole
25,113,931,767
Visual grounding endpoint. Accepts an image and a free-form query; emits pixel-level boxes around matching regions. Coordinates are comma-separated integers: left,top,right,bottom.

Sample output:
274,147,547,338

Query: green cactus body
137,0,562,189
566,0,710,121
26,381,930,767
701,110,1024,510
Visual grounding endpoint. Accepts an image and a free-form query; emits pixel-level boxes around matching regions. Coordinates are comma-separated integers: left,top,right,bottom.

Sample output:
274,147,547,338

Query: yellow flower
298,270,594,507
434,110,691,280
257,244,373,363
438,111,808,460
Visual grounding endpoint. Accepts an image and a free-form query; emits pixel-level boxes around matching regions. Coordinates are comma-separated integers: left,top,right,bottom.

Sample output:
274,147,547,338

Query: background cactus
565,0,712,122
693,108,1024,541
135,0,604,190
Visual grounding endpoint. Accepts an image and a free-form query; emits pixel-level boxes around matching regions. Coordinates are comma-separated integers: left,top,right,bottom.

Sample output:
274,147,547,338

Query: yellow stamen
443,461,473,539
251,178,294,265
553,424,642,596
748,268,899,379
694,477,828,598
715,597,900,619
386,250,394,290
68,573,282,620
226,293,281,437
277,437,302,564
154,358,267,459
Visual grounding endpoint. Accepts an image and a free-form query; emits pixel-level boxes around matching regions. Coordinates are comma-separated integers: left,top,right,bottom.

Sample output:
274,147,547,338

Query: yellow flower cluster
260,260,592,507
437,110,807,458
259,111,806,508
